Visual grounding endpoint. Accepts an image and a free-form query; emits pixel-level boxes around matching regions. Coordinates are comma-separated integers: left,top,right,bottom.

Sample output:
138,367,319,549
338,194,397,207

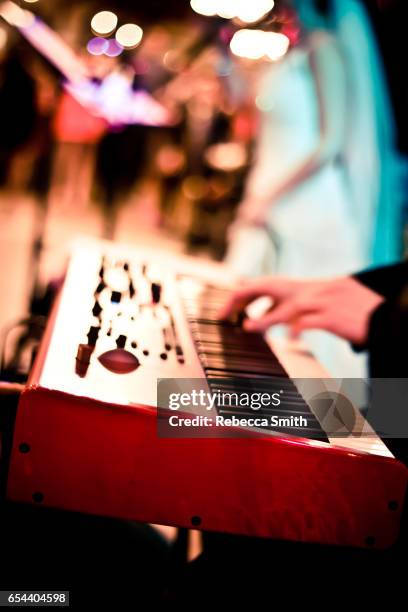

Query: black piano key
206,376,298,389
191,331,272,350
204,369,285,380
192,334,279,355
201,358,285,376
194,340,280,355
196,349,277,363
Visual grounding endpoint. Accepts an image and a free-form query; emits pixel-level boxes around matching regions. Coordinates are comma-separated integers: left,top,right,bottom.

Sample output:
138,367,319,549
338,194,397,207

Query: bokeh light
264,32,290,61
0,2,35,28
230,29,267,60
255,93,275,112
182,175,208,200
115,23,143,49
190,0,274,22
104,38,123,58
230,29,289,61
235,0,274,24
91,11,118,36
205,142,247,171
216,0,236,19
163,50,187,73
0,27,7,50
86,37,109,56
156,145,186,176
190,0,218,17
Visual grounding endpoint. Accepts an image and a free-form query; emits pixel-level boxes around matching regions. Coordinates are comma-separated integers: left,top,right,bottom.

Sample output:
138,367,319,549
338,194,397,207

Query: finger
290,313,327,338
217,286,272,321
218,276,292,321
243,299,303,332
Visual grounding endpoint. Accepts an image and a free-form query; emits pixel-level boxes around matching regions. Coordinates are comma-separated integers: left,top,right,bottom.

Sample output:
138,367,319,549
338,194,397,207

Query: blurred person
160,45,254,256
90,46,175,235
49,52,108,212
226,1,358,278
50,90,107,212
183,69,240,252
0,48,36,188
225,0,400,376
0,48,56,194
95,68,150,237
26,56,59,199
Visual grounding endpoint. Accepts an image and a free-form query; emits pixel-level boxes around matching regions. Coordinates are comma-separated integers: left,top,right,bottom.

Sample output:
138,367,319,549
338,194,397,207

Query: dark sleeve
351,262,408,368
353,261,408,299
354,263,408,465
365,296,408,377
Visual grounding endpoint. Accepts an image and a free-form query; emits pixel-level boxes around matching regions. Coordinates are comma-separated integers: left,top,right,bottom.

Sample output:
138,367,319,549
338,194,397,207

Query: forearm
265,145,333,203
242,144,335,220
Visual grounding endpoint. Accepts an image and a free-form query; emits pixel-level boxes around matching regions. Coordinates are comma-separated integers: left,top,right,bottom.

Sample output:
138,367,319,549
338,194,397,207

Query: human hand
218,276,384,345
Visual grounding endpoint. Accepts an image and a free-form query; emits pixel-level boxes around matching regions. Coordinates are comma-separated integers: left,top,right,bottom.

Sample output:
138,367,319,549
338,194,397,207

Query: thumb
243,299,302,332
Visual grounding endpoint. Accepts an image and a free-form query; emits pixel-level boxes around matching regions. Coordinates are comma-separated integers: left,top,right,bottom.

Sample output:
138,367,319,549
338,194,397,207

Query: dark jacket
355,262,408,377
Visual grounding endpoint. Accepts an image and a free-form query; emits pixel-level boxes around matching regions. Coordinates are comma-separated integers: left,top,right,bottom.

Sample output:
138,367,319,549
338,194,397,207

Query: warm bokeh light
190,0,274,22
230,28,289,61
0,26,7,50
163,50,187,73
235,0,275,24
90,11,118,36
0,1,35,28
205,142,247,171
230,29,267,60
115,23,143,49
216,0,236,19
23,0,40,3
182,175,208,200
264,31,290,61
156,145,186,176
190,0,217,17
86,37,109,56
